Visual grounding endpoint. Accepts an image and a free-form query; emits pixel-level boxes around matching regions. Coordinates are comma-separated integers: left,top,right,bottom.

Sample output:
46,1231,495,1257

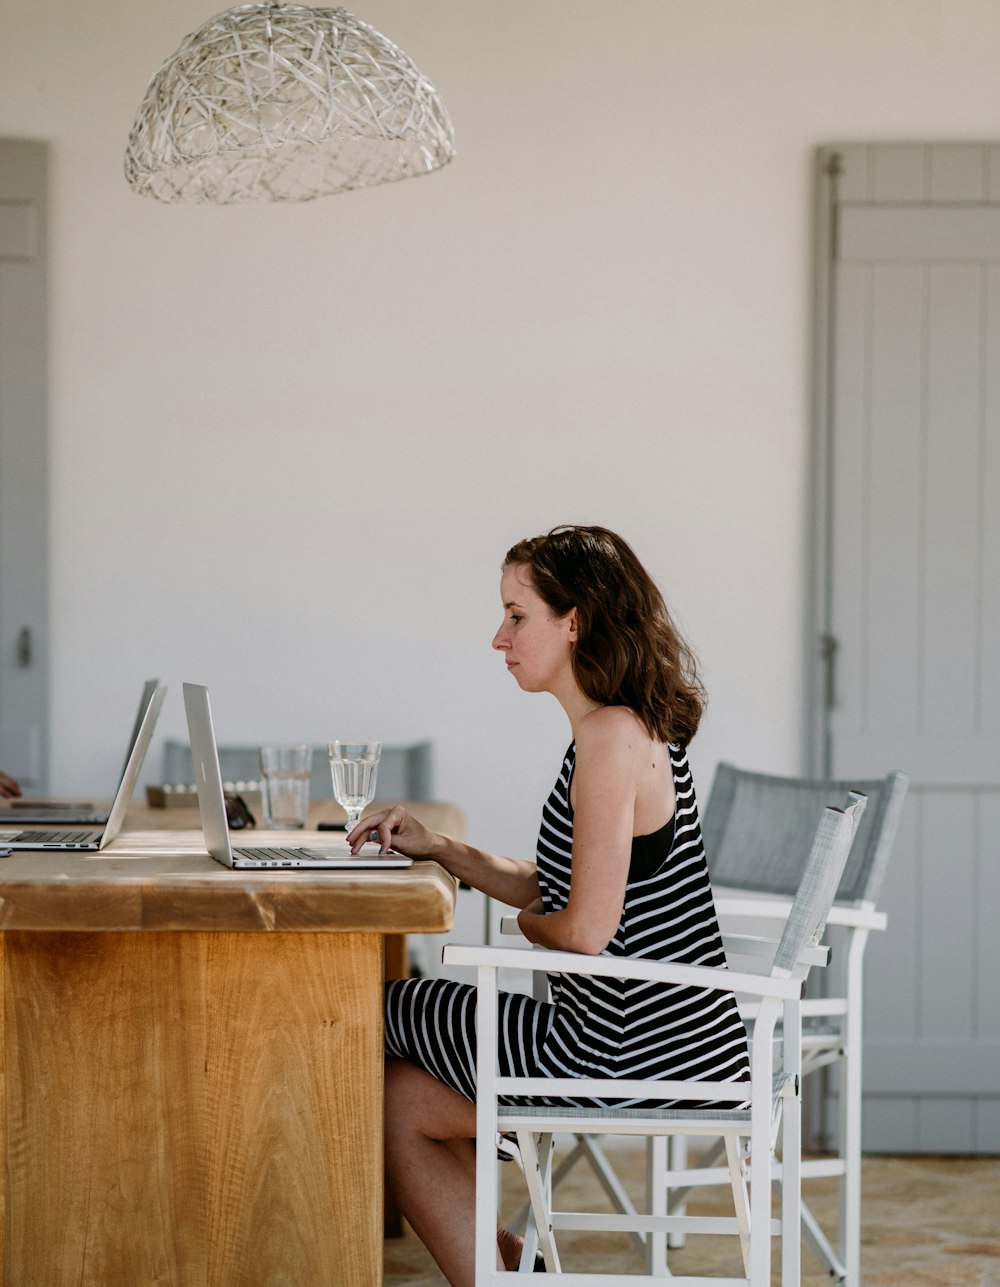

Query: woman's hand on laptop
347,806,442,859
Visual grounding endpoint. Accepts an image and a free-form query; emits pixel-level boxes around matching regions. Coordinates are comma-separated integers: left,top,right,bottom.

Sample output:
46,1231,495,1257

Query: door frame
808,145,841,778
0,138,50,791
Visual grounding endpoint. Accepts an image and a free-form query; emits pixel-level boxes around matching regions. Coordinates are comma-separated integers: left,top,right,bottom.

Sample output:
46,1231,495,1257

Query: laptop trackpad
301,848,413,867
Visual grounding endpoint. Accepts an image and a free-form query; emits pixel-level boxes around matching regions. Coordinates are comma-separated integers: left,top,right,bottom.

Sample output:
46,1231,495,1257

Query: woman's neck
556,686,604,738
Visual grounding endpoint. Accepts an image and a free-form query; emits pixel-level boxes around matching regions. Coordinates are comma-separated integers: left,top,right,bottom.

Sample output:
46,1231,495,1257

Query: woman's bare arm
347,805,541,908
517,708,648,954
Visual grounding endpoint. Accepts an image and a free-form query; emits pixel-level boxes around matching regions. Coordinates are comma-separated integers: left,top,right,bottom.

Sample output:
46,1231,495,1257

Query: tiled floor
384,1145,1000,1284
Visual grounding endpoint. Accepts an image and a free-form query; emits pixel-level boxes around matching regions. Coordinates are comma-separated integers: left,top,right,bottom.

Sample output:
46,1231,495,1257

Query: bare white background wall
2,1,1000,869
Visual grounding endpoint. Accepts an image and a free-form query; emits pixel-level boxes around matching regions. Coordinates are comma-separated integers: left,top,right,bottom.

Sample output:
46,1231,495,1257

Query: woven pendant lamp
124,3,455,203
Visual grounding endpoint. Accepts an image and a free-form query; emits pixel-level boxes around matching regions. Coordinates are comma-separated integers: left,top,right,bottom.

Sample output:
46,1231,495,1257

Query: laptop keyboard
8,829,96,844
234,846,310,865
9,809,102,822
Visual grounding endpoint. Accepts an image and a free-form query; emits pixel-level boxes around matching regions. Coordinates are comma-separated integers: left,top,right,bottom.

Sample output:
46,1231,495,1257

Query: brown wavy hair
503,525,706,745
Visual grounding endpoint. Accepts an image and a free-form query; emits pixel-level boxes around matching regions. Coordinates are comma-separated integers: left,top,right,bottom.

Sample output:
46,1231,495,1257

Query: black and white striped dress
384,741,750,1109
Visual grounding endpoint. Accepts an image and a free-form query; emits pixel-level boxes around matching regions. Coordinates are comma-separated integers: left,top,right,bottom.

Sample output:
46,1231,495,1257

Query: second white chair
659,765,908,1286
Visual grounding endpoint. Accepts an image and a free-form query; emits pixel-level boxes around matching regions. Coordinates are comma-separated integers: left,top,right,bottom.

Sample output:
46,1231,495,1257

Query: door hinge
16,627,32,668
820,633,838,710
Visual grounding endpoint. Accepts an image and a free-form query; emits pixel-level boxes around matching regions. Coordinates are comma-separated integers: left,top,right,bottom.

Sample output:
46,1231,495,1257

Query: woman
347,525,750,1286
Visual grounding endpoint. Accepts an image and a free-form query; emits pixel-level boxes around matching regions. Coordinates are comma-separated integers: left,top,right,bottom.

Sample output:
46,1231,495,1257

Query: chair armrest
825,903,886,931
723,933,829,969
714,895,793,923
714,895,887,932
442,941,803,1000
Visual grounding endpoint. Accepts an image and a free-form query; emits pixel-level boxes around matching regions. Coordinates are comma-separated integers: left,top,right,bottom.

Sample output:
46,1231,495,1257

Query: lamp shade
124,3,455,203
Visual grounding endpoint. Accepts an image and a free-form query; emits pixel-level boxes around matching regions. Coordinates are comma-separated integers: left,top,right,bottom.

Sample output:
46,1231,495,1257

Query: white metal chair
660,765,908,1286
443,795,866,1285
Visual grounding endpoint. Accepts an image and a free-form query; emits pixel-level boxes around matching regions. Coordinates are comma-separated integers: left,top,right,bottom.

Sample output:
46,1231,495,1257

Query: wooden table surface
0,797,461,1287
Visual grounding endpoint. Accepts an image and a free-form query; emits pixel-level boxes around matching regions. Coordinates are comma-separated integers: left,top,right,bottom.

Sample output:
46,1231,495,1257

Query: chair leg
517,1130,562,1273
804,939,865,1287
517,1155,541,1273
749,1054,775,1287
665,1136,690,1249
725,1136,752,1275
647,1136,668,1274
780,1095,802,1287
507,1137,595,1238
801,1196,847,1281
510,1132,646,1253
517,1207,540,1275
842,977,863,1287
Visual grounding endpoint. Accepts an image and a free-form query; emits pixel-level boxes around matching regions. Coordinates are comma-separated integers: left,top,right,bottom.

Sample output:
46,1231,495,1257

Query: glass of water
259,744,312,829
327,740,382,833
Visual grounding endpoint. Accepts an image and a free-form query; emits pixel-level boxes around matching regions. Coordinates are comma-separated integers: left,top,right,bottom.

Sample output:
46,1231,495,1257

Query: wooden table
0,802,459,1287
131,797,464,983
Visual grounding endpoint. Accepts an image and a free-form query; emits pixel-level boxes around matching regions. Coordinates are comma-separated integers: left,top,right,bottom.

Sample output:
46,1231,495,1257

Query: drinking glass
327,740,382,833
259,744,312,829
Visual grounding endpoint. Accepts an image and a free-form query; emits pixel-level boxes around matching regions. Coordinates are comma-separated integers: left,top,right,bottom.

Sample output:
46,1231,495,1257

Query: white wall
3,0,1000,867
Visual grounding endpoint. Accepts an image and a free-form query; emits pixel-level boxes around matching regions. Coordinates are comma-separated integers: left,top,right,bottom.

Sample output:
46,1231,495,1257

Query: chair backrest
773,795,867,975
161,739,434,801
702,763,908,905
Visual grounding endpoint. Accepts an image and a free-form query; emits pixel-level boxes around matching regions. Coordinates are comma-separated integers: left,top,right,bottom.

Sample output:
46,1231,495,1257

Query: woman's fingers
347,805,406,854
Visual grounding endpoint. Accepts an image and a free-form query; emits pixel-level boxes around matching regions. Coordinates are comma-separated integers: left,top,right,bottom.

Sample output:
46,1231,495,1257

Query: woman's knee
384,1059,433,1131
385,1057,416,1110
384,1059,476,1140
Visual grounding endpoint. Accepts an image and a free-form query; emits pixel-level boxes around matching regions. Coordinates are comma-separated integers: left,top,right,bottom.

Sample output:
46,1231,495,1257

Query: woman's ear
566,607,579,639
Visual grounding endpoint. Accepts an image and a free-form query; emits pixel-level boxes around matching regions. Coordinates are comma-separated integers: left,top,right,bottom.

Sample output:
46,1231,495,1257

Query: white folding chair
658,766,908,1286
443,795,866,1285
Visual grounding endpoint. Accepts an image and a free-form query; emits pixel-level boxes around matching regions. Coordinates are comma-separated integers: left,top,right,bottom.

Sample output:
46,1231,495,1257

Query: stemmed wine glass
327,740,382,833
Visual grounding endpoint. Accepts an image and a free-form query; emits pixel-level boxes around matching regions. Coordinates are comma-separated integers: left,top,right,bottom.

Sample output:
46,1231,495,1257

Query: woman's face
492,563,577,695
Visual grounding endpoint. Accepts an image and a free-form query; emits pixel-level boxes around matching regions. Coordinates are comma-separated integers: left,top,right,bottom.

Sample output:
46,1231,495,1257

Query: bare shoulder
575,706,650,766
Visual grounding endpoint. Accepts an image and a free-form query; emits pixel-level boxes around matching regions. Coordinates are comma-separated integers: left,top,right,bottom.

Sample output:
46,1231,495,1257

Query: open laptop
183,682,412,870
3,679,161,826
0,684,167,850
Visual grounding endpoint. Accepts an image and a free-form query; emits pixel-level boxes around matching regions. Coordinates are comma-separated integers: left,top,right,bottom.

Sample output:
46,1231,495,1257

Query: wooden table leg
383,933,408,1239
1,929,384,1287
384,932,408,985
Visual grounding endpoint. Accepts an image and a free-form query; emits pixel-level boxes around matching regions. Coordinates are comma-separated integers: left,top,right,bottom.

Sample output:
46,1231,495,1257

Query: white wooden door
815,143,1000,1153
0,140,49,790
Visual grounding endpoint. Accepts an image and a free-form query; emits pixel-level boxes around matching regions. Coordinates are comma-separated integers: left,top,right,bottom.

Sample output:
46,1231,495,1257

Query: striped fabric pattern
385,742,750,1109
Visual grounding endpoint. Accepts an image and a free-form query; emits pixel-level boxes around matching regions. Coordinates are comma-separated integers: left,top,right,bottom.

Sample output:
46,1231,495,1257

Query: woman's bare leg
384,1058,509,1286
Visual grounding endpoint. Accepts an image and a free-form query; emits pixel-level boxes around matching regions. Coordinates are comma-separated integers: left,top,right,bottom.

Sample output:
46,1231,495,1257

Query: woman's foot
497,1226,525,1271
